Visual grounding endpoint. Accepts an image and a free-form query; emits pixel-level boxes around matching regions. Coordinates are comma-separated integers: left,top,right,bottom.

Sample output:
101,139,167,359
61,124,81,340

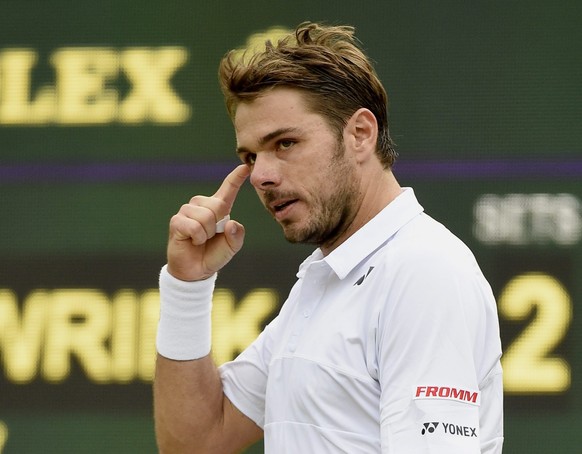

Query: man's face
234,87,361,247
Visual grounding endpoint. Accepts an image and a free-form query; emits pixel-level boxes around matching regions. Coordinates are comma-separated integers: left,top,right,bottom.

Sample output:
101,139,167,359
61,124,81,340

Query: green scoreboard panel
1,2,580,453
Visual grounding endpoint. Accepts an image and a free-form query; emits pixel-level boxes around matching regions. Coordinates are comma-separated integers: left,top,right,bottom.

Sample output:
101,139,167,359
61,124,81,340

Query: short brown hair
218,22,397,168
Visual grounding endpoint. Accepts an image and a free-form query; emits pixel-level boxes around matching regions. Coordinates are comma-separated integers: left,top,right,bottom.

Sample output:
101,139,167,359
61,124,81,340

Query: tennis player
154,22,503,453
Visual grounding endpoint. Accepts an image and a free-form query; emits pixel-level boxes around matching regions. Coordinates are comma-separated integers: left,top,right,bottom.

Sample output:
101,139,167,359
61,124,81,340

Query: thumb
224,220,245,254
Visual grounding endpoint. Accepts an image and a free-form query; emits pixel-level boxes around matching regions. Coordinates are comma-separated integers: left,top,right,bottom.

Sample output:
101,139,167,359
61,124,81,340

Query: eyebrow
236,127,301,155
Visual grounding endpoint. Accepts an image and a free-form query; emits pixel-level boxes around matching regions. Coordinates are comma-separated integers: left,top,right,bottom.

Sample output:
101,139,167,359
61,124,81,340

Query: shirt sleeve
377,243,502,453
219,313,282,429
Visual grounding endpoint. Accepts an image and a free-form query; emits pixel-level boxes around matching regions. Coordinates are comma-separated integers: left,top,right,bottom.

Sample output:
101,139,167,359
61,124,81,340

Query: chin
280,224,305,244
282,225,324,245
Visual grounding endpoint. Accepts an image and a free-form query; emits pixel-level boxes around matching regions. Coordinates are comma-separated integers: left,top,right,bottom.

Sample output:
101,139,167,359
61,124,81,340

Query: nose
249,152,280,190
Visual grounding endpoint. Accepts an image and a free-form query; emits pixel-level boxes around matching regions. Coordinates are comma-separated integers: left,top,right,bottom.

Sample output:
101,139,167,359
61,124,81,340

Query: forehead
234,87,327,145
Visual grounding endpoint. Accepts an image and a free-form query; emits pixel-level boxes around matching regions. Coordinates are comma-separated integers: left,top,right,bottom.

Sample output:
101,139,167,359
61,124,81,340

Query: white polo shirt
219,188,503,453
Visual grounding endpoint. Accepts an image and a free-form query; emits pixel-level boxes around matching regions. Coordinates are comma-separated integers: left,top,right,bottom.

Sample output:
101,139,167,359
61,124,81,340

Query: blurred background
0,0,580,452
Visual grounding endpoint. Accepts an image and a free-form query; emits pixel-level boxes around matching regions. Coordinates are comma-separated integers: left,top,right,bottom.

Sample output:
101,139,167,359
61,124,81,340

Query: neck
320,168,401,256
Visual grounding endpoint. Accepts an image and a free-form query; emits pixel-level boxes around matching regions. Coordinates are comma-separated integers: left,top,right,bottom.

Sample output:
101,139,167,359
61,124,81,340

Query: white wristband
156,265,217,360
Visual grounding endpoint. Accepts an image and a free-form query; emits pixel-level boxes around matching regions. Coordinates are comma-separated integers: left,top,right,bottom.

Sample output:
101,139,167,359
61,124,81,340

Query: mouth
270,198,299,219
273,199,297,211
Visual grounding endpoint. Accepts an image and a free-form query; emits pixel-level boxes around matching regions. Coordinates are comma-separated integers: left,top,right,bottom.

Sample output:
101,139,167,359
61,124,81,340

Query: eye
241,152,256,166
238,151,257,166
277,139,295,151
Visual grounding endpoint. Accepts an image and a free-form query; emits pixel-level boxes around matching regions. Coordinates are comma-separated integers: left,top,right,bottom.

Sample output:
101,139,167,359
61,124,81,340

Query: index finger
213,164,250,209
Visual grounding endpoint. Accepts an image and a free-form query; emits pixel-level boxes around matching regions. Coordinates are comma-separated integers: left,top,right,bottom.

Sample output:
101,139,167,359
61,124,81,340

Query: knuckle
169,213,182,229
188,195,206,205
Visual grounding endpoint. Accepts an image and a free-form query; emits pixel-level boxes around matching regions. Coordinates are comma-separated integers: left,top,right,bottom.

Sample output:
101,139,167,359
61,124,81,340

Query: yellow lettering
137,290,160,382
110,290,138,383
0,420,8,453
0,49,54,124
119,47,190,123
212,288,278,365
0,286,279,384
0,46,190,125
51,48,119,124
42,290,111,383
0,289,45,383
500,273,572,393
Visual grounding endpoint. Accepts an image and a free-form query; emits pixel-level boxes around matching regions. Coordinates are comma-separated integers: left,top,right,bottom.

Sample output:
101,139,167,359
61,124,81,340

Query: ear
344,108,378,164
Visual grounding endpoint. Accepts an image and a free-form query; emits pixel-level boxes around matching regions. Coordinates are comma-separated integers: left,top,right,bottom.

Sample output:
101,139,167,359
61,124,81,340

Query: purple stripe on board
394,159,582,179
0,162,236,183
0,159,581,183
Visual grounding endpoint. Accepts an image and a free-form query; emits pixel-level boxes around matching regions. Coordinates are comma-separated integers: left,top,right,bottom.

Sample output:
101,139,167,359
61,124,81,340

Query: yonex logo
421,422,439,435
354,266,375,286
414,386,480,405
421,421,477,438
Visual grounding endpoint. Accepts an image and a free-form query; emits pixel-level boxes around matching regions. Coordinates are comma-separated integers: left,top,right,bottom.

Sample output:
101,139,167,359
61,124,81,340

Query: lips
269,197,299,219
273,199,297,212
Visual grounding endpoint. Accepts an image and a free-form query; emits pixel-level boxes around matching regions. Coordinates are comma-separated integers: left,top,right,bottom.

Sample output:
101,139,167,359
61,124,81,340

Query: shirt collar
297,188,424,280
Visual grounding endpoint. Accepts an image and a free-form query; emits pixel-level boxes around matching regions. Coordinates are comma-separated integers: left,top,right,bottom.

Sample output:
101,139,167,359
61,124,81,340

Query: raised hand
166,164,250,281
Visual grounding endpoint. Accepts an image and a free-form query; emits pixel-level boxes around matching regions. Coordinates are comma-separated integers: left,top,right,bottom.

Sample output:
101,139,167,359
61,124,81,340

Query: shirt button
303,310,310,318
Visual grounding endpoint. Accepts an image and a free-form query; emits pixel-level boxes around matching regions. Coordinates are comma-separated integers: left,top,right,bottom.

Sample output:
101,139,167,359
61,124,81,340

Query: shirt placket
287,261,330,353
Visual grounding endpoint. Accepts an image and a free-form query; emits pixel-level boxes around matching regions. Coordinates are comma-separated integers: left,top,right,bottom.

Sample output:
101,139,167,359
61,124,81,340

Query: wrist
156,264,217,360
166,262,215,283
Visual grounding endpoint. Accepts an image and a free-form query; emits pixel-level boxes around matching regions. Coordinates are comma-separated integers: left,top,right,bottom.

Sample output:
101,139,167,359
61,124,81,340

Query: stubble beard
280,144,360,247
